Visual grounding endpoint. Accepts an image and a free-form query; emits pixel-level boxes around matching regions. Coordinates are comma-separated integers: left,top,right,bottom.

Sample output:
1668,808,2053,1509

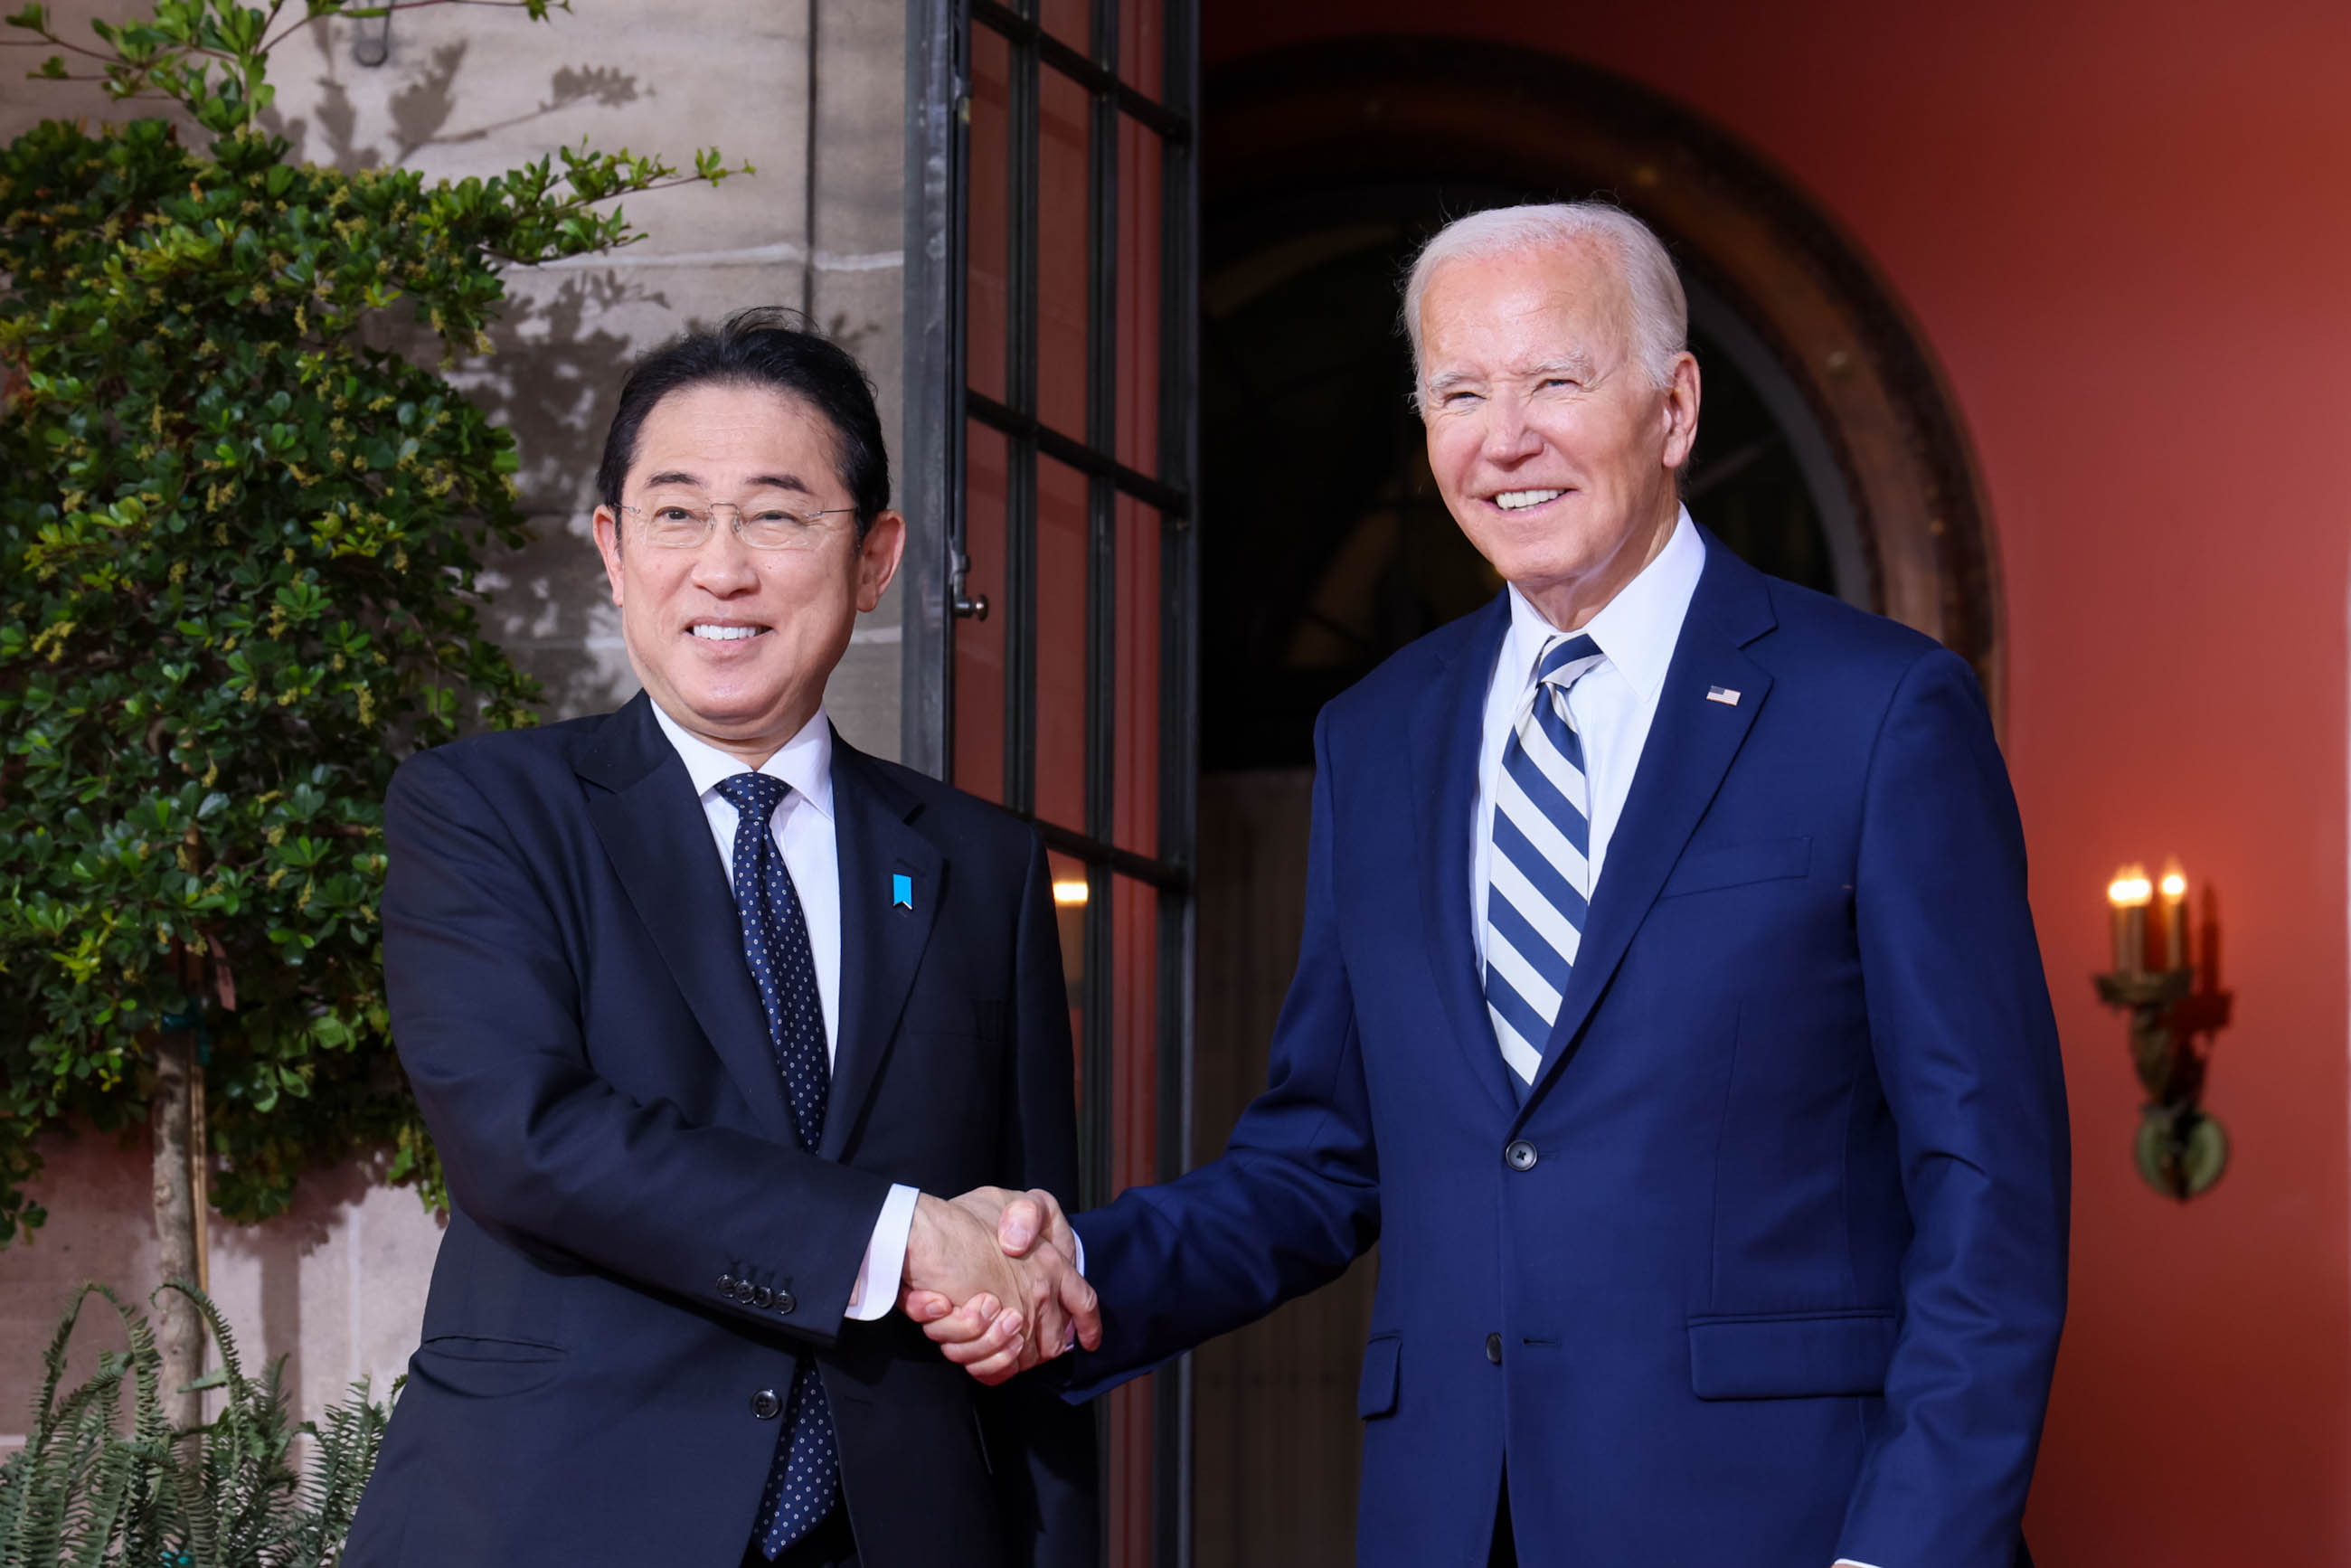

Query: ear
1660,351,1702,472
593,505,626,607
855,511,907,613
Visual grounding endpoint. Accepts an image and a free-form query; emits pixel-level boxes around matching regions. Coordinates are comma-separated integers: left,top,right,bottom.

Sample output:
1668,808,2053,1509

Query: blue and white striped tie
1484,632,1608,1091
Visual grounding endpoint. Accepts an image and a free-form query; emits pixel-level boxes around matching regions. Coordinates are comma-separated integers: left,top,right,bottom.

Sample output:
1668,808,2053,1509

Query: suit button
751,1284,775,1310
1486,1332,1503,1365
774,1290,797,1316
751,1388,782,1420
717,1274,739,1299
1506,1139,1538,1171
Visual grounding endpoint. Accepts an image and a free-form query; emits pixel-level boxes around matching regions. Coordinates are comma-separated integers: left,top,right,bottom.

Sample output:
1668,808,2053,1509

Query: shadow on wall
253,13,893,730
0,1132,435,1440
260,20,659,722
467,271,671,721
260,20,642,173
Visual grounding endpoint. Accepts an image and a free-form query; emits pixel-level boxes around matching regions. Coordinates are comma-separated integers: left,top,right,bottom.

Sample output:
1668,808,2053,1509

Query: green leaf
0,0,714,1251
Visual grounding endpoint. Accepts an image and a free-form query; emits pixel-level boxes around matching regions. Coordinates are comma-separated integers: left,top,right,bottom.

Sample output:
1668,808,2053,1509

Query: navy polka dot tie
714,772,840,1557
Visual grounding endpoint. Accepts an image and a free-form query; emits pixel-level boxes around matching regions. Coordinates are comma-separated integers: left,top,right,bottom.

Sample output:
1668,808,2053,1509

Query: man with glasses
347,309,1100,1568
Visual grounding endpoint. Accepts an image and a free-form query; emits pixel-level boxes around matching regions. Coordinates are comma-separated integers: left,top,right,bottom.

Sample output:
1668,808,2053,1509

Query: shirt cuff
1834,1560,1884,1566
845,1183,920,1321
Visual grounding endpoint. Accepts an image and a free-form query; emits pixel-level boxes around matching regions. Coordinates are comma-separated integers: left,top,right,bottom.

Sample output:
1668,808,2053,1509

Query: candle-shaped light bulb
2159,858,2188,973
2108,864,2151,977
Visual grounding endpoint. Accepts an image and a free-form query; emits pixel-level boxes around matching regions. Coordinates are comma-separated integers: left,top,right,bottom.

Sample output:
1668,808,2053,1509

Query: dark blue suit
347,694,1094,1568
1070,534,2067,1567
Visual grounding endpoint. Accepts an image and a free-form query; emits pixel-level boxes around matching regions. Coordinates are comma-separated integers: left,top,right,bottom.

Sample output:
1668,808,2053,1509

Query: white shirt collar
1502,505,1704,704
648,697,835,822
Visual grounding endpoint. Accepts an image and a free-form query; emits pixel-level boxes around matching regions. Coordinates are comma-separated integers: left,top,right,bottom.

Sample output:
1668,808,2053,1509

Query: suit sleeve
1062,710,1382,1399
1837,648,2070,1568
382,747,892,1341
975,829,1100,1567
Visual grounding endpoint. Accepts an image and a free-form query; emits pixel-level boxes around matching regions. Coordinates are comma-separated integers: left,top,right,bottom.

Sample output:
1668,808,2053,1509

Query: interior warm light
2107,871,2153,907
2159,860,2187,902
1053,879,1090,906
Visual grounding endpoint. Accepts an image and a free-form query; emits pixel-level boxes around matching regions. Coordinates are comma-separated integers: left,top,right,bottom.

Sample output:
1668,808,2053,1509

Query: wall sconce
2097,859,2233,1200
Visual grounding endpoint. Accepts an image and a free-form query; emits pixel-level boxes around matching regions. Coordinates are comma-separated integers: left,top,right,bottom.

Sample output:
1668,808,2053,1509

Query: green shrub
0,1280,393,1566
0,0,749,1244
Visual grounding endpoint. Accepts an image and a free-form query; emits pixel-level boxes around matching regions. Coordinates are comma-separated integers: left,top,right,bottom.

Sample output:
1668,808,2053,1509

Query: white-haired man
916,203,2069,1568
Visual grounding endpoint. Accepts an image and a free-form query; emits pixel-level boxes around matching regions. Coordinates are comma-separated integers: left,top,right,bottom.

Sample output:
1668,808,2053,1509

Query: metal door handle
949,546,988,619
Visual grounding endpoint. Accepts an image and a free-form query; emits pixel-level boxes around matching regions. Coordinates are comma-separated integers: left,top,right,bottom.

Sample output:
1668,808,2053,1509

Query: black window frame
903,1,1200,1562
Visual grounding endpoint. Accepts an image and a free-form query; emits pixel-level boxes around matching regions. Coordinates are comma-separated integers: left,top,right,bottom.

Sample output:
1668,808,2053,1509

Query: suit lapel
576,694,795,1144
822,736,944,1158
1516,534,1778,1119
1409,593,1521,1120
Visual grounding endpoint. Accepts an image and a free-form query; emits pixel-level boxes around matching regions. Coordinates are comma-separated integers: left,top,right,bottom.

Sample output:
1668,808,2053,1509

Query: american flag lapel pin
1705,685,1742,706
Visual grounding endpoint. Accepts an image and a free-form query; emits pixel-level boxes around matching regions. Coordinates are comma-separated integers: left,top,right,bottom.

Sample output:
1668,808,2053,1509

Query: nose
686,526,761,595
1480,391,1544,465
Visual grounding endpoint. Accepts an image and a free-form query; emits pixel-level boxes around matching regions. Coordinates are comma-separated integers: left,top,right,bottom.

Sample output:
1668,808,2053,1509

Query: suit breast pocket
1658,836,1812,900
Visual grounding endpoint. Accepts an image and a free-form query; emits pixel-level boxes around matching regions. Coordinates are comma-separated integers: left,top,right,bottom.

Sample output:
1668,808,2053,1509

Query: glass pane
1048,848,1087,1067
967,24,1012,405
1035,456,1090,834
1112,497,1159,855
955,420,1010,802
1115,117,1163,474
1111,872,1157,1192
1119,0,1164,99
1039,0,1090,54
1037,66,1091,439
1105,869,1159,1565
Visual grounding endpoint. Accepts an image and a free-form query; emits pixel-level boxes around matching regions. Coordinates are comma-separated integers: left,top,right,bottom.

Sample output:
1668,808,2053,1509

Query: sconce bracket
2095,968,2233,1203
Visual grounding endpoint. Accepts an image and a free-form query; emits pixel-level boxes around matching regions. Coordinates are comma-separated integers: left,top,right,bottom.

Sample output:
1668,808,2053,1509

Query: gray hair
1402,202,1689,410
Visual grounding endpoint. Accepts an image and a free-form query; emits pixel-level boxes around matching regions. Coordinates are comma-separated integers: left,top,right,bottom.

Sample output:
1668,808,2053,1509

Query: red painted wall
1205,2,2351,1559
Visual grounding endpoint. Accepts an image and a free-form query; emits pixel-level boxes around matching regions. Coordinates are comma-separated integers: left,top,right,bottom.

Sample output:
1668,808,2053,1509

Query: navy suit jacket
346,693,1095,1568
1069,534,2068,1567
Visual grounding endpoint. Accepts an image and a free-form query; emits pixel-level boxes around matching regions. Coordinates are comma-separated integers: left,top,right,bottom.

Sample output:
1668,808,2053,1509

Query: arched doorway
1188,37,2000,1565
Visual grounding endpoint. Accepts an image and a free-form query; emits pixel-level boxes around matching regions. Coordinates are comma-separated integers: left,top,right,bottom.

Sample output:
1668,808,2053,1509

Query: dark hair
596,307,891,538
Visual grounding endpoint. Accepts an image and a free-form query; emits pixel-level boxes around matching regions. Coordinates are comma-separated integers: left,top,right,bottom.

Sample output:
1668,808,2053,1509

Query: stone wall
0,0,909,1442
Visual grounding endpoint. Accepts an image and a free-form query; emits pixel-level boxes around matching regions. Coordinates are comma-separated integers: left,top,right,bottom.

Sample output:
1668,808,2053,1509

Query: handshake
897,1187,1099,1385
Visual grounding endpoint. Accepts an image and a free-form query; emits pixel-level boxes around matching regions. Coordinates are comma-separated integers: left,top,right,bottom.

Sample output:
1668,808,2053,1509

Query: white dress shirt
1470,506,1704,954
1467,513,1884,1568
649,700,918,1322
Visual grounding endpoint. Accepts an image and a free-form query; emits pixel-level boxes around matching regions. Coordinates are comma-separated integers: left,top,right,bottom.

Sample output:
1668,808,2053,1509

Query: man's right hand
899,1189,1097,1384
898,1189,1100,1382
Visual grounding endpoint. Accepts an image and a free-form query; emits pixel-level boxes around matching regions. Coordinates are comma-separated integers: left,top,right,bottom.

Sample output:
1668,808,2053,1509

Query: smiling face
1417,240,1700,629
592,381,904,768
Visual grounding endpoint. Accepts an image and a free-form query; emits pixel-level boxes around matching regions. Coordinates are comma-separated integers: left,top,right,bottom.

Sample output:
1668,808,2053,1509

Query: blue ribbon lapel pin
892,873,914,911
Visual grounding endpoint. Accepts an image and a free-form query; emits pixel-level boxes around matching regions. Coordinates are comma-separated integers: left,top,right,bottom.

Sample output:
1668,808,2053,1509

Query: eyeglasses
618,500,858,551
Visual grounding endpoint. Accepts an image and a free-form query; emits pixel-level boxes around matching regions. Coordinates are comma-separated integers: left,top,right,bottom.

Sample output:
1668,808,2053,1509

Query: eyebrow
1422,354,1599,396
639,470,817,496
